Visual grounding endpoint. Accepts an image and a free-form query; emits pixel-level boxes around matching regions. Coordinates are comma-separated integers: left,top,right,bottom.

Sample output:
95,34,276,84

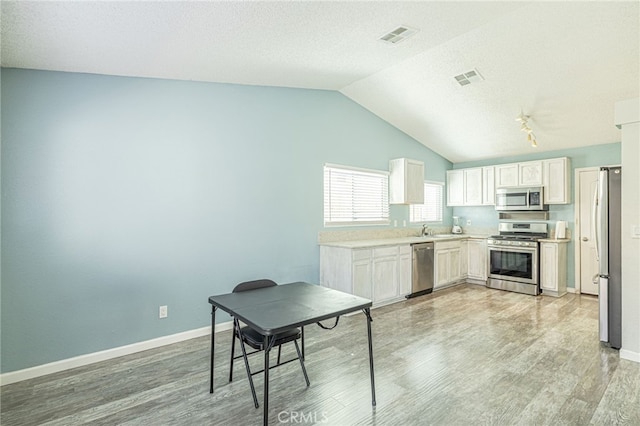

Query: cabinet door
459,241,468,279
495,164,519,187
372,254,398,302
406,160,425,204
543,158,570,204
398,246,412,296
449,248,461,282
390,158,424,204
467,240,487,280
482,167,495,205
464,168,483,205
435,250,450,288
540,243,558,292
353,260,372,299
519,161,543,186
447,170,464,206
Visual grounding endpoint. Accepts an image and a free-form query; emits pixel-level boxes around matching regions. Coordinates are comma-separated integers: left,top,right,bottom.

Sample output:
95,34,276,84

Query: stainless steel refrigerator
595,166,622,349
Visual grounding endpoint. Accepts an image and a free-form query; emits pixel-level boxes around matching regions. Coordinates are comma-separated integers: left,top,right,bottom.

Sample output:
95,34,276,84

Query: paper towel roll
555,221,567,239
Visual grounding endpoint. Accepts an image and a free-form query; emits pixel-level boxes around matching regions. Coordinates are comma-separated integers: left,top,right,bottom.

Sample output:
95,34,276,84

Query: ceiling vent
379,26,418,44
454,69,484,86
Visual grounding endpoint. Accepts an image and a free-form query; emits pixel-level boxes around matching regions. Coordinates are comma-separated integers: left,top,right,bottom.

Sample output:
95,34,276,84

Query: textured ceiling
2,1,639,163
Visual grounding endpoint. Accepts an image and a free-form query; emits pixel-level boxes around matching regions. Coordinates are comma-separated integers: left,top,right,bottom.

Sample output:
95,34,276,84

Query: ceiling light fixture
515,112,538,147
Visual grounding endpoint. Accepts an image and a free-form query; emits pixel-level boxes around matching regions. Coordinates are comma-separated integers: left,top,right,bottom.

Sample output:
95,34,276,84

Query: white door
577,168,600,295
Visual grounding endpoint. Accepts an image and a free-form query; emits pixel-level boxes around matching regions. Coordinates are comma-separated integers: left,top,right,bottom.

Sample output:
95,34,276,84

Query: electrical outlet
159,305,168,319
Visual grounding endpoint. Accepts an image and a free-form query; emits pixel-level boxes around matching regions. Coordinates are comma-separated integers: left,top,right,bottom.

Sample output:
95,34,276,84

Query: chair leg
293,340,310,387
237,329,260,408
229,322,237,382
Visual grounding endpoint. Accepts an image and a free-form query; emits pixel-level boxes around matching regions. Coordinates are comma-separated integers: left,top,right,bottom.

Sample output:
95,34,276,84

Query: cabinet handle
582,237,589,242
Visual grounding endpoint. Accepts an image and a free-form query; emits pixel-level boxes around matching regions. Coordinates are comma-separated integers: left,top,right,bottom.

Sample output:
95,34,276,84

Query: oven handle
487,244,538,253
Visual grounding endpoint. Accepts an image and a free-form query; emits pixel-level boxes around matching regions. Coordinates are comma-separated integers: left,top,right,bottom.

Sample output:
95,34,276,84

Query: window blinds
410,182,444,222
324,164,389,225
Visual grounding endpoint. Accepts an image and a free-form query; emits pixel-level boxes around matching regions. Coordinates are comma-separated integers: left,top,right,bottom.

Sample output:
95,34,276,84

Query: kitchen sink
412,234,459,241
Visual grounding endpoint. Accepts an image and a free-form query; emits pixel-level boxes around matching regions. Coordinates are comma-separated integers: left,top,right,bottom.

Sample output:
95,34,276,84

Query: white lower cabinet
467,239,487,282
352,249,372,299
540,240,568,297
320,244,411,306
398,245,412,296
434,240,464,289
372,246,400,301
321,238,489,301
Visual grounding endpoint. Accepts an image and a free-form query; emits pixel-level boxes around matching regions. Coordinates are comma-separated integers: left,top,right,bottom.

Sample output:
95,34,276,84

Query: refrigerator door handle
598,170,609,274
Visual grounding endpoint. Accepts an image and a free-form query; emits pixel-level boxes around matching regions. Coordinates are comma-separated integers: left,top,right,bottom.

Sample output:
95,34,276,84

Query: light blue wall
453,143,622,289
0,68,452,373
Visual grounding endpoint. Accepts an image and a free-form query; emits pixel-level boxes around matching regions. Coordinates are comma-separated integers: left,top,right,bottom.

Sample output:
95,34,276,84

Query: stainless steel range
486,222,548,296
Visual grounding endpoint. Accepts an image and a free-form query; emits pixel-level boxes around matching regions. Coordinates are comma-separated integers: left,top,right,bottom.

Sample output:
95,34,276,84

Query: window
410,181,444,223
324,164,389,226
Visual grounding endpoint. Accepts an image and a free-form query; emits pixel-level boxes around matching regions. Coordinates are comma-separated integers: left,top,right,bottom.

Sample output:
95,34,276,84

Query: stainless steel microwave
495,187,547,211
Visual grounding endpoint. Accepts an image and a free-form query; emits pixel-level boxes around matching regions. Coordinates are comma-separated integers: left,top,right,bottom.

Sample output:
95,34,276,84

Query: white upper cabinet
482,166,495,205
446,169,464,206
389,158,424,204
447,167,494,207
518,161,543,186
495,163,519,187
496,161,542,187
543,157,571,204
448,157,569,206
464,168,483,205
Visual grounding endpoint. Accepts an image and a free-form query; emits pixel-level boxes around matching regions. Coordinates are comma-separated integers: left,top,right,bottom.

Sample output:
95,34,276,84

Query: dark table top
209,282,372,335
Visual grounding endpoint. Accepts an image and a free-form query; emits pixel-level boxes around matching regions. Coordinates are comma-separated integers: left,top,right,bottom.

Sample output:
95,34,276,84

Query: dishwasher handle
412,242,434,251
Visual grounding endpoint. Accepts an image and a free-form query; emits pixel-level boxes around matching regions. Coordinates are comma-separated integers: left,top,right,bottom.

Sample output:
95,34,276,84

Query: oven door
487,245,538,285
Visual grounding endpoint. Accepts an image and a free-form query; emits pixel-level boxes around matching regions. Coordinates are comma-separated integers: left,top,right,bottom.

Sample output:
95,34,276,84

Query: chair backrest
233,279,277,293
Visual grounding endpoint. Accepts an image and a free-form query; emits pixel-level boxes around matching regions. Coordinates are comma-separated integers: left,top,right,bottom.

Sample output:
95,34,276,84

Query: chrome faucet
421,224,432,236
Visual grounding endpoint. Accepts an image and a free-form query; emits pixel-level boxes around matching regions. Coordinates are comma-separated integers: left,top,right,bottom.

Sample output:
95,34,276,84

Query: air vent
379,26,418,44
454,68,484,86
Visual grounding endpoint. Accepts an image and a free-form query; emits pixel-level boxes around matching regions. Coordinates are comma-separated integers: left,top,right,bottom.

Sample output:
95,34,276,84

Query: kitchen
319,153,614,303
1,2,639,424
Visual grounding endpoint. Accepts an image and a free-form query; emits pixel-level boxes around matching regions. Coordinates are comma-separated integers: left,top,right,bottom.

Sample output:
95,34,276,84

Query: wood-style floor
2,284,640,425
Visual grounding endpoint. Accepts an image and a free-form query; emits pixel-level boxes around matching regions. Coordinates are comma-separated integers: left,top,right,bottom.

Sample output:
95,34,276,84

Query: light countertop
319,234,490,249
538,238,571,243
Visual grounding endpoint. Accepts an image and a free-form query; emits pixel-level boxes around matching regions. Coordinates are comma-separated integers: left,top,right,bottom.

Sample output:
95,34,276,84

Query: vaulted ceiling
2,1,638,163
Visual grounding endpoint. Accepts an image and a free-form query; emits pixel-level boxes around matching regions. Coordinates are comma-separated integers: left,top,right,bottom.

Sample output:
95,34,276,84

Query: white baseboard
0,321,233,386
620,348,640,363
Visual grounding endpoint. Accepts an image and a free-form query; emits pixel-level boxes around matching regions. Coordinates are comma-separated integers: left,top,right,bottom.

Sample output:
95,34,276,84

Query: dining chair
228,279,310,408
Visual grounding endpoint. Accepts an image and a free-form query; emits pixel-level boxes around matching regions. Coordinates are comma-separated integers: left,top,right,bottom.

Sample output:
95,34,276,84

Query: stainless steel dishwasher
407,242,434,298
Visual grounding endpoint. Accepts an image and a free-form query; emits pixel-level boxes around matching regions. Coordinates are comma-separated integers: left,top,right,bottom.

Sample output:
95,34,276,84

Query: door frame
574,166,600,294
